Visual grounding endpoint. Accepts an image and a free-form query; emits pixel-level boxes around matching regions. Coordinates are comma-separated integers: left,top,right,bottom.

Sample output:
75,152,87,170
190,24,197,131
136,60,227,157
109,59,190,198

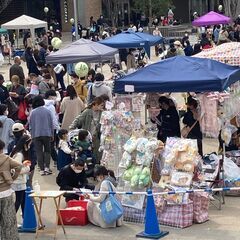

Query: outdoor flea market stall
94,56,240,228
195,42,240,66
1,15,48,56
100,30,163,58
192,11,231,26
46,38,119,64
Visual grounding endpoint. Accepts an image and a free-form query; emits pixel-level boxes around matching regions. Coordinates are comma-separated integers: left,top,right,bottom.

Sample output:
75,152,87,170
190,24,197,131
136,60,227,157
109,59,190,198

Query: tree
223,0,240,20
132,0,174,18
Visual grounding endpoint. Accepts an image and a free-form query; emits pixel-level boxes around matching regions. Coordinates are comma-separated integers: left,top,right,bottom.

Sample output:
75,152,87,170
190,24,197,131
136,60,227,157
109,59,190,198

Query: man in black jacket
9,56,25,85
56,158,94,202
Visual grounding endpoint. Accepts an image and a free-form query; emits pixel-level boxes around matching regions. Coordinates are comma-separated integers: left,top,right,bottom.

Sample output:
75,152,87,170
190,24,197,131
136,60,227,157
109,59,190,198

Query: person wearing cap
8,123,31,219
174,41,185,56
8,123,37,189
70,73,88,102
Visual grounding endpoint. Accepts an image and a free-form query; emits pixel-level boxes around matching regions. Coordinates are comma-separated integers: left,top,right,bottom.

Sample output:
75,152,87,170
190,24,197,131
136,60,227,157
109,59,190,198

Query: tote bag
100,181,123,224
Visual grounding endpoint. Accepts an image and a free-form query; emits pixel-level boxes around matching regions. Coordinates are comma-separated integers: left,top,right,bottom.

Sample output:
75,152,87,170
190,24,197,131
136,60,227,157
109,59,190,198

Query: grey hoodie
87,81,112,104
44,99,60,130
0,115,14,153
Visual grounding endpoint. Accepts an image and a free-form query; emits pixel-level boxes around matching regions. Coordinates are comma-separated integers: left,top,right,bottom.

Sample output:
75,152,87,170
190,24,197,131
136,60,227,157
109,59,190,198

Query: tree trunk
223,0,240,20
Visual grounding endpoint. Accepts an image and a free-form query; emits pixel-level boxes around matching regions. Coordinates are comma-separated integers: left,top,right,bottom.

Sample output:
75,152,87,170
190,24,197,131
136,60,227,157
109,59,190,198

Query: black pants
33,136,51,171
197,139,203,157
15,190,25,217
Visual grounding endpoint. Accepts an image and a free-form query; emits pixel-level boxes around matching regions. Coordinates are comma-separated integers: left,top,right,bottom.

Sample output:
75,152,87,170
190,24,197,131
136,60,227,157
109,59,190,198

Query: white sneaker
40,170,46,176
44,168,53,175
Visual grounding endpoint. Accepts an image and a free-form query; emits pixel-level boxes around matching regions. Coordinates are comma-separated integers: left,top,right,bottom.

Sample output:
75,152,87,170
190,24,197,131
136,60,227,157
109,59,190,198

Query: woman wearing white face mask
0,104,14,153
56,158,94,202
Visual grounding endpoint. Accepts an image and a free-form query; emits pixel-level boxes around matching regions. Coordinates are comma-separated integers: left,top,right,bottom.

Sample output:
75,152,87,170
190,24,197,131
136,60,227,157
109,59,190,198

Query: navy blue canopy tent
114,56,240,93
100,31,163,57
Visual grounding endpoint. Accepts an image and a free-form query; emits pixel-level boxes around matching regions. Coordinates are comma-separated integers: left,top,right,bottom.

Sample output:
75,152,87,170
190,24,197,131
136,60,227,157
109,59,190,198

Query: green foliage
132,0,174,16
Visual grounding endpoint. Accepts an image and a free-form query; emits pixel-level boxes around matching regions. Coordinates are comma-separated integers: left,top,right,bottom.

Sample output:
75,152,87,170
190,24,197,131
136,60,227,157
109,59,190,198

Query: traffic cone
136,189,169,239
18,187,37,233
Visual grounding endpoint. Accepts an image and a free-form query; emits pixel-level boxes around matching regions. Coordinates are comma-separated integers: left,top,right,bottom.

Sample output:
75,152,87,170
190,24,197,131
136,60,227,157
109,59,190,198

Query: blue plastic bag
100,181,123,224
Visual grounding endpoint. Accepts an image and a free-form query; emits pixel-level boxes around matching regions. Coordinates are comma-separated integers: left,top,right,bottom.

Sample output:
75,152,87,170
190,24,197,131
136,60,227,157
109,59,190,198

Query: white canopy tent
1,15,47,39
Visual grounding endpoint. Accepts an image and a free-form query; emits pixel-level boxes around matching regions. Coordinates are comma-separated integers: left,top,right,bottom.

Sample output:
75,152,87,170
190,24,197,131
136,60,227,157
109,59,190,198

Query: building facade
173,0,223,23
0,0,102,32
60,0,102,32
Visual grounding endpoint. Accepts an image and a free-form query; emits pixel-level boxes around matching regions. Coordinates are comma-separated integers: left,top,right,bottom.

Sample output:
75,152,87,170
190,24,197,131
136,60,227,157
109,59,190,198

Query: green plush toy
123,166,135,181
138,167,151,188
134,167,142,175
131,175,139,187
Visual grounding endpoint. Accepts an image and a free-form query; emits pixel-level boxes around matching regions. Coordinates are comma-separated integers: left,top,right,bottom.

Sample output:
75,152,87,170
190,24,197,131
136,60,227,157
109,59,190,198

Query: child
74,129,93,162
74,129,95,177
9,131,31,218
57,129,73,170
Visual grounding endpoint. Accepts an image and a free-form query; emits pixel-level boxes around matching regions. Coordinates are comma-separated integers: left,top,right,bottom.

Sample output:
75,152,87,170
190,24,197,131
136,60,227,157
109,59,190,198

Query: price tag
124,85,135,93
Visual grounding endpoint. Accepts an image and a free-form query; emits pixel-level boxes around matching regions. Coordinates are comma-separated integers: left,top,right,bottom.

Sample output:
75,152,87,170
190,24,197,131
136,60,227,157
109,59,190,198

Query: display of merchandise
159,137,200,205
119,135,164,209
114,94,145,112
99,106,141,175
121,136,164,188
198,94,220,138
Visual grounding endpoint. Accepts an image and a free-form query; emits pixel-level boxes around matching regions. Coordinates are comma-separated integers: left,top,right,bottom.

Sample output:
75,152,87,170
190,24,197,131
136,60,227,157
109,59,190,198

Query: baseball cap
174,40,182,46
12,123,25,132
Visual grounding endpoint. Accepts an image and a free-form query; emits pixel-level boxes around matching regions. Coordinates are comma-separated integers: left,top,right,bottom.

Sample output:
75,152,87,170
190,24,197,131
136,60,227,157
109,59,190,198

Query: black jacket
155,106,181,142
183,110,202,139
0,85,9,103
56,165,88,191
9,64,25,85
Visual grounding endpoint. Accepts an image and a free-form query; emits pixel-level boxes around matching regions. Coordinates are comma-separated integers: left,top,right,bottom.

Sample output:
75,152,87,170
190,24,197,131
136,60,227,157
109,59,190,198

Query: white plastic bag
223,157,240,180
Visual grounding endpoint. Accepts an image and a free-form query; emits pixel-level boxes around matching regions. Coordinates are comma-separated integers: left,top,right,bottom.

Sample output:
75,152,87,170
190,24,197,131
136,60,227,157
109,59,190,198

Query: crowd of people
0,28,122,237
1,10,240,238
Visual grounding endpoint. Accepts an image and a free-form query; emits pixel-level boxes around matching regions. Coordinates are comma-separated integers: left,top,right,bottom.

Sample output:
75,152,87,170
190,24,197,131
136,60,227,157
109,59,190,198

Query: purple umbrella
192,11,231,26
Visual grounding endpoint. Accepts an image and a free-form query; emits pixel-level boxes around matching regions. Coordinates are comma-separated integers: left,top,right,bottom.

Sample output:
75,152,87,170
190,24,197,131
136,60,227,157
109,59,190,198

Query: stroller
68,129,96,178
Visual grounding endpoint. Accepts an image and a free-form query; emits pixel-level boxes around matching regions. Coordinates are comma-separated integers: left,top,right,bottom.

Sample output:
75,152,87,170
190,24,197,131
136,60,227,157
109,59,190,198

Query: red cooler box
58,200,88,226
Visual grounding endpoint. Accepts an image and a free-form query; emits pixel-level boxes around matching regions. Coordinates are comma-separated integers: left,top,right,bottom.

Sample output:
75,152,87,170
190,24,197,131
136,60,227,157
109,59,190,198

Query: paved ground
18,169,240,240
1,33,239,239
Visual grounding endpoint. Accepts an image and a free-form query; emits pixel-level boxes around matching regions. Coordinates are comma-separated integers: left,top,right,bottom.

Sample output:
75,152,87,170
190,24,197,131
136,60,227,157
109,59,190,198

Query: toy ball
75,62,89,78
51,37,62,49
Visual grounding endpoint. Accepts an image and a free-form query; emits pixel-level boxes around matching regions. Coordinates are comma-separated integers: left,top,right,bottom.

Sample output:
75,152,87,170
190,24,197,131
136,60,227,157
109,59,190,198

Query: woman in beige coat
60,85,85,130
85,166,123,228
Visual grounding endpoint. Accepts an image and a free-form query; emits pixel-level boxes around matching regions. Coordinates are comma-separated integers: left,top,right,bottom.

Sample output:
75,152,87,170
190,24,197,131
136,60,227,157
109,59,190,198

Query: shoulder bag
100,180,123,224
181,120,198,138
